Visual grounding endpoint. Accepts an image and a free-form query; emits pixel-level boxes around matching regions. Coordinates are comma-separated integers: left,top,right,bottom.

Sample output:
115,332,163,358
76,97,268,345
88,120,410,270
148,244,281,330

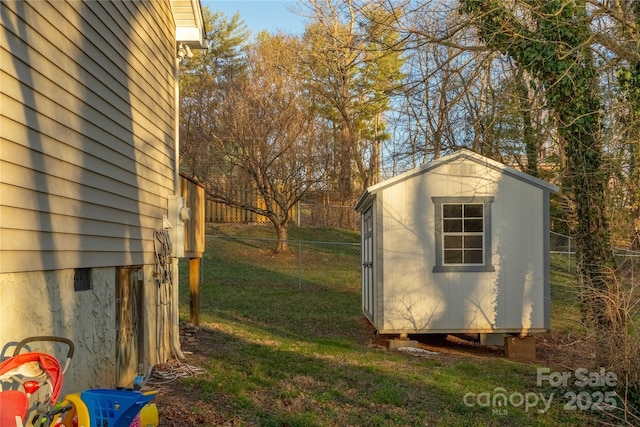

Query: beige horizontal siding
1,101,174,189
0,206,150,240
4,1,175,133
2,140,171,209
0,229,145,252
1,250,147,273
1,0,178,273
0,183,160,229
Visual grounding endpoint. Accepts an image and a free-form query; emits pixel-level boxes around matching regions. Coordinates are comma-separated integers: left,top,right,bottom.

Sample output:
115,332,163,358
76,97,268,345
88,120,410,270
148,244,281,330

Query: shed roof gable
355,149,559,212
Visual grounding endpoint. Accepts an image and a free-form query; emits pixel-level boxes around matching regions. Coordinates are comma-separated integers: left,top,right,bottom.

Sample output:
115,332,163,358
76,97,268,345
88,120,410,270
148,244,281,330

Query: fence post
567,236,571,272
189,257,201,326
298,240,302,289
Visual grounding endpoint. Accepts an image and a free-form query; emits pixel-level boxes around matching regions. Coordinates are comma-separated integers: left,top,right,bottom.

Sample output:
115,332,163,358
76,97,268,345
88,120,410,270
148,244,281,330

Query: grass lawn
157,224,626,426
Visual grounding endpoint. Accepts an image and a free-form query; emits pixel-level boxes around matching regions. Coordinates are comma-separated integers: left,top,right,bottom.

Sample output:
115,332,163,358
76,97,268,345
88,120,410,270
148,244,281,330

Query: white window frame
432,196,495,273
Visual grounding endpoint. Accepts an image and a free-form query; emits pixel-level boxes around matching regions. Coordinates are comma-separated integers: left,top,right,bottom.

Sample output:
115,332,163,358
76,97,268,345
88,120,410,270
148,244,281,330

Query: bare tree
204,33,329,253
383,1,553,175
180,9,250,183
458,0,628,368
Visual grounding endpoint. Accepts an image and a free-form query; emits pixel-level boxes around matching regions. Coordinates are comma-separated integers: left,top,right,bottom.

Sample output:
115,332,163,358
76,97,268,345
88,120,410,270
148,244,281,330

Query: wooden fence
203,189,361,230
204,200,361,230
205,198,298,224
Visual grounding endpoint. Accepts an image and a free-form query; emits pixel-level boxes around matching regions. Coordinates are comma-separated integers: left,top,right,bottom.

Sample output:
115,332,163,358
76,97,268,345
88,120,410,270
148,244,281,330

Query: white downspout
174,56,181,195
171,55,186,361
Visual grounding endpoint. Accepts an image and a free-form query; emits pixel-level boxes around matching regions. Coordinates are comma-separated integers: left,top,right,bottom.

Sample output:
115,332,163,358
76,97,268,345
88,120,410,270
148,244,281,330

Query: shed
355,149,558,339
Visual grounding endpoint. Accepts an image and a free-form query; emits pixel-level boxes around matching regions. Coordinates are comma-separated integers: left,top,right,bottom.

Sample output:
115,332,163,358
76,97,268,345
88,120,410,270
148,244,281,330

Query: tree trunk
273,221,290,254
514,69,538,177
554,66,617,332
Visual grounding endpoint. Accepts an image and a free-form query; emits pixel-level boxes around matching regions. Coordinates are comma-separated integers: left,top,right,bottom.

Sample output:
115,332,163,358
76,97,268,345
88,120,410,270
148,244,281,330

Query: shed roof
355,149,559,212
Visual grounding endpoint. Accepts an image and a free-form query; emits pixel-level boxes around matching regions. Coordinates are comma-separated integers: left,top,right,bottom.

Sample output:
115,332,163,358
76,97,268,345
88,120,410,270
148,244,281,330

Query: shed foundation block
504,335,537,360
388,339,419,350
480,333,506,346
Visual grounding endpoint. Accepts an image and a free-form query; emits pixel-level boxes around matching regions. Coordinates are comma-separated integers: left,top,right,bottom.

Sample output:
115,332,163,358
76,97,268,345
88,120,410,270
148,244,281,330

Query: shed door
362,208,374,319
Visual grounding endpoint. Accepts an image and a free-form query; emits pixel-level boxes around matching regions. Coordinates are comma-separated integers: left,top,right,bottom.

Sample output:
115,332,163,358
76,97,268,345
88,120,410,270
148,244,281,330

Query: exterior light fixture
176,43,193,61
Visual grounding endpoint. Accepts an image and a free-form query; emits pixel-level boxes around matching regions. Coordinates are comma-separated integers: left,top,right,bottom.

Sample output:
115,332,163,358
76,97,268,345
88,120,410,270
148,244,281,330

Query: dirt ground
150,326,225,426
149,324,595,427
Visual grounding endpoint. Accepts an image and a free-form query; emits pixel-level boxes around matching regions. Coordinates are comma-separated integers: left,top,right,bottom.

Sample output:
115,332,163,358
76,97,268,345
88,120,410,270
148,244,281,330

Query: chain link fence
202,235,361,290
297,203,360,230
550,231,575,272
200,232,640,288
550,231,640,278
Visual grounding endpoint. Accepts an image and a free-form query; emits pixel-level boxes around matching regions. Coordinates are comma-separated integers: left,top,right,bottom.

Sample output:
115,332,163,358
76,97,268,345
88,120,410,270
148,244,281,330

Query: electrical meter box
167,195,190,257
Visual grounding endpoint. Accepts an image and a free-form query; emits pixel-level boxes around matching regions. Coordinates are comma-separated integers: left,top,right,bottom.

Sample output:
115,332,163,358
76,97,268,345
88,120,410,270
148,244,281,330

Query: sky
203,1,306,36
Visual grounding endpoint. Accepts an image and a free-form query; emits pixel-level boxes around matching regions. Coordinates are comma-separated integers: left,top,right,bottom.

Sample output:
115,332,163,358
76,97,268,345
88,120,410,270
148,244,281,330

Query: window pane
464,219,483,232
444,235,462,249
464,235,483,249
464,204,483,217
439,201,488,266
443,204,462,218
464,250,483,263
444,219,462,232
444,250,463,264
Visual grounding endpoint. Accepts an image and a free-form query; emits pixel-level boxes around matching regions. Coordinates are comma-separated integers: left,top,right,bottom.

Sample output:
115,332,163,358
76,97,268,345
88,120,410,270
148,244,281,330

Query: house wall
1,0,175,273
0,269,116,393
377,157,547,334
0,265,163,394
0,0,178,391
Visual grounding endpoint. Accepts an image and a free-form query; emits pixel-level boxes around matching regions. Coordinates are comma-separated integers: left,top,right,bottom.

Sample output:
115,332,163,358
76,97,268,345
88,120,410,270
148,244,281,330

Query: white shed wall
377,157,547,334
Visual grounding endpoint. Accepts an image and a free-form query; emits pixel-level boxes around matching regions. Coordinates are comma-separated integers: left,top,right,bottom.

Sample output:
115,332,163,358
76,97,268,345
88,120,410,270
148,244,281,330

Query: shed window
443,203,484,264
432,197,495,273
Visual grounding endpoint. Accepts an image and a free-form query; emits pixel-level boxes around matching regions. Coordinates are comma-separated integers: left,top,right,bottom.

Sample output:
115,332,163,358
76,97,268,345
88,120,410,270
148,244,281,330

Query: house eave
170,0,208,48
